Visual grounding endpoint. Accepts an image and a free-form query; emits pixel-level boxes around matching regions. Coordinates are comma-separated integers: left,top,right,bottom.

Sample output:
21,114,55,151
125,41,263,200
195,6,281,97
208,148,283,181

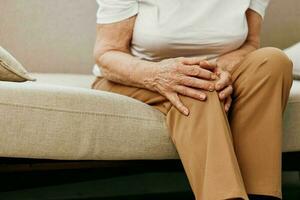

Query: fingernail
211,74,218,80
184,109,189,116
209,85,214,91
200,61,208,66
201,94,206,100
225,105,230,111
220,93,225,98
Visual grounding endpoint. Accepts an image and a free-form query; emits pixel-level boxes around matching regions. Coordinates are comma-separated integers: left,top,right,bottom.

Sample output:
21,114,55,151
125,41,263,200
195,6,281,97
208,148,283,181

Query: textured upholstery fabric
30,73,95,88
283,80,300,152
0,74,177,160
0,74,299,161
284,42,300,80
0,46,36,82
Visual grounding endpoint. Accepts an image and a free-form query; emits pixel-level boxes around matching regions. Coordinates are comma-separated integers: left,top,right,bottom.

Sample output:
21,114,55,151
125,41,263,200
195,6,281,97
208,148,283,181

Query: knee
179,91,224,116
255,47,293,81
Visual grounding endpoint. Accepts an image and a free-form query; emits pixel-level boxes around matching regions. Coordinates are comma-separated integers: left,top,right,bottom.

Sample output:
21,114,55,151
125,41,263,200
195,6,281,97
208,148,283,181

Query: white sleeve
96,0,138,24
249,0,270,18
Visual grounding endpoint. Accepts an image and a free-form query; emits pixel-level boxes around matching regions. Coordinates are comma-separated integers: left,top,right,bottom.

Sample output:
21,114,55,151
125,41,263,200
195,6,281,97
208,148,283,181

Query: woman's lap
91,47,293,199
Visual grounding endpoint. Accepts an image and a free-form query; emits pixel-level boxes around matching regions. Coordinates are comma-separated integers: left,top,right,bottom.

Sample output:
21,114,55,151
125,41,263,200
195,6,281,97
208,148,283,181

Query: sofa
0,0,299,172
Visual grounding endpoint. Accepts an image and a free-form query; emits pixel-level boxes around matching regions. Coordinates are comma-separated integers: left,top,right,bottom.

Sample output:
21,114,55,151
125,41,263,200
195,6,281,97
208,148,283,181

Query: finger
213,66,222,76
166,93,189,116
215,71,232,91
179,76,215,91
207,59,217,67
174,85,207,101
181,56,208,65
178,65,218,80
199,60,217,71
218,85,233,100
224,97,232,112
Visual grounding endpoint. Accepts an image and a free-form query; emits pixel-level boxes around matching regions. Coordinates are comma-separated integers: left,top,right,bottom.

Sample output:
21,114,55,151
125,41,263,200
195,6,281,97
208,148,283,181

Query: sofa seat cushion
283,80,300,152
0,74,299,161
30,73,95,88
0,74,177,160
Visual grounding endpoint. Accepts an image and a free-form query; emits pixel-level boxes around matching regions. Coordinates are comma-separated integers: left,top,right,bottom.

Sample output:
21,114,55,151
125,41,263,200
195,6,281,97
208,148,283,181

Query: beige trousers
91,47,293,200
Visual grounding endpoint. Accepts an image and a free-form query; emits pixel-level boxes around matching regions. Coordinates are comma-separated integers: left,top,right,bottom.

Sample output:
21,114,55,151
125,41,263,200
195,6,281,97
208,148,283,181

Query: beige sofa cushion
284,42,300,80
0,74,299,161
0,74,177,160
0,46,36,82
30,73,95,88
283,80,300,152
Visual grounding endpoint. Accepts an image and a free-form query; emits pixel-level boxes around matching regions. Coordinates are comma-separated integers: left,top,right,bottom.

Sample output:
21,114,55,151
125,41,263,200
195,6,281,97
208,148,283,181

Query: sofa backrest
0,0,299,74
0,0,97,74
261,0,300,48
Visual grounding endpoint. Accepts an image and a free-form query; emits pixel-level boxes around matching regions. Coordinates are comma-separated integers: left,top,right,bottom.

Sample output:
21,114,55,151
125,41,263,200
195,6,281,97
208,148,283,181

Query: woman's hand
210,7,263,111
214,50,252,112
202,59,234,112
216,53,245,73
214,67,233,112
147,57,218,115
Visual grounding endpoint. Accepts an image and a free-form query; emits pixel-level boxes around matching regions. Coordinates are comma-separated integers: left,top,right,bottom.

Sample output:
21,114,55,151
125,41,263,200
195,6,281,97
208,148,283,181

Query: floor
0,169,299,200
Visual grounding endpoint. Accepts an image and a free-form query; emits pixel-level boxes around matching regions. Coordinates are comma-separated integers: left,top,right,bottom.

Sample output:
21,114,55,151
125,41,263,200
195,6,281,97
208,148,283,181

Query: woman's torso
131,0,250,61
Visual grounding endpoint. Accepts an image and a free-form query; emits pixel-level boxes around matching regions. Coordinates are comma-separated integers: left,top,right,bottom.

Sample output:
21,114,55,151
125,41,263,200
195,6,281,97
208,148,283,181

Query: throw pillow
0,46,36,82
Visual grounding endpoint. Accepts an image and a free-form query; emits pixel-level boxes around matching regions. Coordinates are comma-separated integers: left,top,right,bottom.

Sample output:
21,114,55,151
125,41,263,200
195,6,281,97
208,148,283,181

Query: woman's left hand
198,59,233,112
216,52,245,73
214,67,233,112
213,53,246,112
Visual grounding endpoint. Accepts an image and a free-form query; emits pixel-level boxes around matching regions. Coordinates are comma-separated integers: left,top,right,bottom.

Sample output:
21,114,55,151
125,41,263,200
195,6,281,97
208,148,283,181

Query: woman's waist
131,29,247,61
130,41,242,62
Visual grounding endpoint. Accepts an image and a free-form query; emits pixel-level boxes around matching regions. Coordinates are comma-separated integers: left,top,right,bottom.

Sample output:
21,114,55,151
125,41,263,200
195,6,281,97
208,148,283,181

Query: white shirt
93,0,270,76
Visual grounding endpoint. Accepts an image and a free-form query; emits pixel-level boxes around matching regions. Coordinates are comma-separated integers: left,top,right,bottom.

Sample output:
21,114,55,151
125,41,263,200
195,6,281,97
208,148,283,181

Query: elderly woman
91,0,293,199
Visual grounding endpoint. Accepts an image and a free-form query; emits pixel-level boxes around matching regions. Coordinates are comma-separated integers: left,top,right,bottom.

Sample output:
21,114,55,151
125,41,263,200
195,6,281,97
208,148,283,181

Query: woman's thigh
227,47,293,197
91,77,171,114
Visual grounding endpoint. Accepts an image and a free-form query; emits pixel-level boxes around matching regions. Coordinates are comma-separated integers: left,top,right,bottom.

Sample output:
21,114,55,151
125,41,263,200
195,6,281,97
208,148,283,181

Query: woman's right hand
145,57,218,115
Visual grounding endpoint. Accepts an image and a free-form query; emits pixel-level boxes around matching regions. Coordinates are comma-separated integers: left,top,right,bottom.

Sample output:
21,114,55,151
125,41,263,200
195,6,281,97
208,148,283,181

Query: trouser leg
166,92,248,200
92,77,249,200
229,47,293,199
91,77,170,114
